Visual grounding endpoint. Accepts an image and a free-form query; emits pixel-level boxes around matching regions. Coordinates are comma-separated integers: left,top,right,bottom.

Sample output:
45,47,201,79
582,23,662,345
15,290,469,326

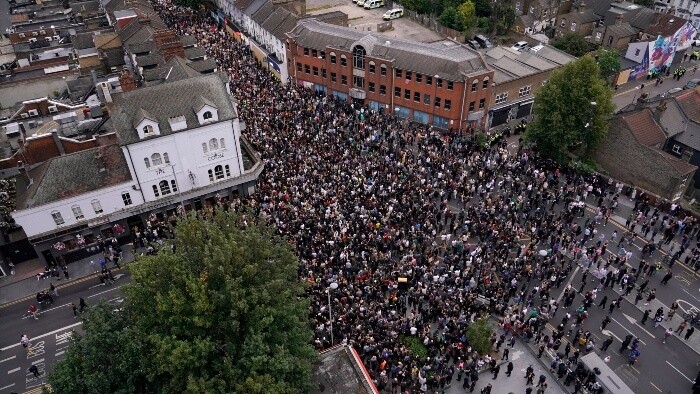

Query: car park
382,8,404,20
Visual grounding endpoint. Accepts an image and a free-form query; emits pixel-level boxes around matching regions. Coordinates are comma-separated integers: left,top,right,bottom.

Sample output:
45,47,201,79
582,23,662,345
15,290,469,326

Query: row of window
208,164,232,182
153,179,178,198
202,138,226,153
392,88,453,110
52,194,133,226
493,85,533,105
144,152,170,168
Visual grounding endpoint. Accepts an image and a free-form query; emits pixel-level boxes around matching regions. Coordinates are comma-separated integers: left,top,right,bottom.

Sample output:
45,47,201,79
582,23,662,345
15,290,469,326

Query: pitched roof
128,41,153,54
109,73,237,145
184,46,206,60
569,10,601,24
287,19,488,81
180,35,197,48
484,45,577,84
142,55,203,84
251,0,276,24
644,13,689,37
187,58,218,73
628,7,658,30
16,145,132,209
675,89,700,124
621,109,666,147
606,22,638,37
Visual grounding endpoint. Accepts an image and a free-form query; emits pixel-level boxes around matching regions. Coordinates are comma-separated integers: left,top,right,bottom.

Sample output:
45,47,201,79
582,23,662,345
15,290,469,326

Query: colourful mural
628,21,698,80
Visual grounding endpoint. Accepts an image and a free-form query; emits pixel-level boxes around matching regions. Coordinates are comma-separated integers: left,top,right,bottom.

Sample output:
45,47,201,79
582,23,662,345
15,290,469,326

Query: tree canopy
596,48,622,81
553,32,592,57
49,209,316,394
457,1,478,33
525,55,615,162
0,178,16,230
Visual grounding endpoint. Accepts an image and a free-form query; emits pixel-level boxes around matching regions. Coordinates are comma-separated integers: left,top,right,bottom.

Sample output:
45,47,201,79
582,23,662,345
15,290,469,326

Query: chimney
650,12,662,27
118,70,136,92
578,1,586,12
16,161,33,186
100,82,112,103
653,100,668,121
51,131,65,155
90,69,98,87
669,5,676,14
616,14,623,26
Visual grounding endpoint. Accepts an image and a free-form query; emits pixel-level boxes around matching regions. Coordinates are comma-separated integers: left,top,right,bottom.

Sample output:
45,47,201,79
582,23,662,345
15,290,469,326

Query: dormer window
194,96,219,125
133,108,160,139
143,125,153,134
203,111,213,120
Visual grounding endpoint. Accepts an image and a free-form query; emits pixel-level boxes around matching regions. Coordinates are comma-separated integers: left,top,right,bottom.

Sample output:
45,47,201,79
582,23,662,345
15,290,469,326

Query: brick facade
286,40,493,131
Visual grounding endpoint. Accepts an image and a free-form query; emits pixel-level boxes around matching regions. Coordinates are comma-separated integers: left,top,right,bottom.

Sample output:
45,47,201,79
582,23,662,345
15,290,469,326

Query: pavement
0,244,137,307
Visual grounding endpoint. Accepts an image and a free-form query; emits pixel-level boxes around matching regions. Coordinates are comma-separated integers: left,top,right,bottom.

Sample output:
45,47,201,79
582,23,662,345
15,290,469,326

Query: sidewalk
0,244,138,307
614,58,700,97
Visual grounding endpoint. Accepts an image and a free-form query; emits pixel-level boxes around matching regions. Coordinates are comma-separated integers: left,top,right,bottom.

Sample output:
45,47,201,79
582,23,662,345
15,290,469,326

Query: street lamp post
327,282,338,346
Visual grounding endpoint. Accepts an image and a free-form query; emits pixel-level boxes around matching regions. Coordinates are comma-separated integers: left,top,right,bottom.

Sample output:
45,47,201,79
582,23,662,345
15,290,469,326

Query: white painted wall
13,181,143,237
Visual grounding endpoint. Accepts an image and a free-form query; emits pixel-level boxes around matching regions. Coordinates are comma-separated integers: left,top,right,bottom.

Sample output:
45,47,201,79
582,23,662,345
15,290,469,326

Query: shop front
487,99,534,129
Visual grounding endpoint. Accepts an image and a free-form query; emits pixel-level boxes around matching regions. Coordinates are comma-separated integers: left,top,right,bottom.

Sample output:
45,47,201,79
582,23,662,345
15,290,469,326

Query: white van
364,0,385,8
382,8,404,20
357,0,367,6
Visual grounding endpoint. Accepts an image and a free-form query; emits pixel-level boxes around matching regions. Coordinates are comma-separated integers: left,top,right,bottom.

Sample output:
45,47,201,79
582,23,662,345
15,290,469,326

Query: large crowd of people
147,2,694,392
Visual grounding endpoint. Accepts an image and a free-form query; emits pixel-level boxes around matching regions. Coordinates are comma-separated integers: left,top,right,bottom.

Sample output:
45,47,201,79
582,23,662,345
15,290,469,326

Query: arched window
152,185,160,197
142,125,153,134
471,79,478,92
208,169,214,182
171,180,178,192
219,138,225,149
209,138,219,150
144,157,151,168
91,199,103,214
214,165,224,180
151,153,162,166
482,77,490,89
71,205,84,220
352,45,366,69
225,165,231,177
380,64,387,76
203,111,213,120
368,61,376,73
202,143,208,153
159,180,171,195
163,152,170,164
51,210,64,225
330,52,336,64
340,54,347,67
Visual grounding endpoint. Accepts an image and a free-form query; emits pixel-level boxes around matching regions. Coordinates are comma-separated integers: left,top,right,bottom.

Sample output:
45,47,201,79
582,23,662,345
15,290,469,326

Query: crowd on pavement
94,1,700,392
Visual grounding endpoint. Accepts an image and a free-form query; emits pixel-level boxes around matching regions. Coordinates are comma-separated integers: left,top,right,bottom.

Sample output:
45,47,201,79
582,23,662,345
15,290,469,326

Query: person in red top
28,304,38,320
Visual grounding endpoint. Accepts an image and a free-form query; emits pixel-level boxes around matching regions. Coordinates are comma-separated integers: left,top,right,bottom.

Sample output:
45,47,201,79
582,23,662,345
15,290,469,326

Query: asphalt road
0,273,128,393
614,63,700,110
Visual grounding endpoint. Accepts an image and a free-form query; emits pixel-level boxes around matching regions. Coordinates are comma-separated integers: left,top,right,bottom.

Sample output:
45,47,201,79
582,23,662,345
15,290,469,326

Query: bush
466,318,495,356
400,335,428,360
568,157,598,174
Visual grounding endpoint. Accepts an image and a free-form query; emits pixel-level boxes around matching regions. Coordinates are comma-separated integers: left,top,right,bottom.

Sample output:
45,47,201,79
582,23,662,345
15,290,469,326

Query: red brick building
285,20,494,131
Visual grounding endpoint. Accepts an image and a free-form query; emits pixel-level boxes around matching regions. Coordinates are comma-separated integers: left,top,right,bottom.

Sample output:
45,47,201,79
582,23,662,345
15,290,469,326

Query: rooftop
109,73,236,145
312,346,378,394
16,144,131,209
484,45,577,84
287,19,488,81
620,108,666,147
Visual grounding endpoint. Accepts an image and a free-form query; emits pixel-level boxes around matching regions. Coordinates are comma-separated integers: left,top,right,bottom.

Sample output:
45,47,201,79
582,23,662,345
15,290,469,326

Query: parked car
466,39,480,50
382,8,404,20
364,0,385,9
684,78,700,89
357,0,367,6
511,41,528,51
473,34,492,49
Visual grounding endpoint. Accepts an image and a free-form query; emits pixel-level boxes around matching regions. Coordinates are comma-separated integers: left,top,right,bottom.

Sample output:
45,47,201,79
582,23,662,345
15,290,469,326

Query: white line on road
666,361,694,383
87,285,123,299
22,302,71,319
602,329,622,342
0,322,82,352
7,367,19,374
55,350,64,357
0,356,16,364
681,288,700,304
0,383,15,391
610,316,650,343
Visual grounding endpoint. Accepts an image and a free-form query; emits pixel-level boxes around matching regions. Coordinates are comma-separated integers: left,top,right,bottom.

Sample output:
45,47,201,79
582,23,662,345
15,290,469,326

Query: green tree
596,48,621,81
0,178,16,230
490,2,516,35
525,55,615,162
439,6,464,31
473,0,492,17
466,318,495,355
552,32,591,57
49,209,316,394
634,0,653,6
457,0,478,33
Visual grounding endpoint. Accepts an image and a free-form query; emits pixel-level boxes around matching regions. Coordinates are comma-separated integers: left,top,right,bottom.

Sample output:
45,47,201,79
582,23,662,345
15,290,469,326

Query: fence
403,9,465,42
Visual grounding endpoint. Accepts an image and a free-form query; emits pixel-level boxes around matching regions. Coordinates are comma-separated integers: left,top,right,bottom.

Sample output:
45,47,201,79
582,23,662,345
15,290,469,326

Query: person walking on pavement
526,365,535,385
663,328,674,344
506,361,513,377
28,304,38,320
677,320,689,335
598,295,608,309
502,347,509,360
620,334,633,353
71,302,78,318
641,309,651,325
480,383,492,394
492,364,500,379
49,283,58,297
28,364,40,378
536,374,547,388
600,337,614,351
635,291,644,305
601,315,611,330
685,326,695,340
608,301,617,314
661,269,673,285
654,314,664,328
21,334,32,354
79,297,87,313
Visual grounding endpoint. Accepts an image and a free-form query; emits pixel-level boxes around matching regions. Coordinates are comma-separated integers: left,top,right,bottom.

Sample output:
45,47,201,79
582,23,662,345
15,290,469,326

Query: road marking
55,350,64,357
22,302,71,319
602,329,622,342
0,383,14,391
0,356,16,363
666,360,694,383
87,285,123,299
681,289,700,304
557,266,580,303
621,313,656,339
511,350,523,361
0,322,82,352
649,382,662,392
7,367,19,374
610,315,650,342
